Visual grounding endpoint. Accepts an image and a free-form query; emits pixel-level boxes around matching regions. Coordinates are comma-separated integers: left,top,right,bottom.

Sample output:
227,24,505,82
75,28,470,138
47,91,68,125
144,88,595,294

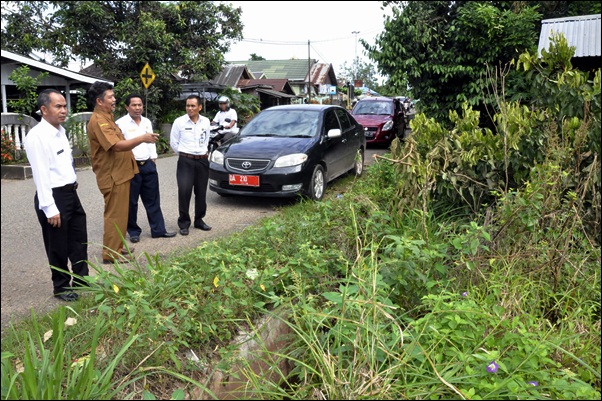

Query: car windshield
241,109,319,138
353,101,392,115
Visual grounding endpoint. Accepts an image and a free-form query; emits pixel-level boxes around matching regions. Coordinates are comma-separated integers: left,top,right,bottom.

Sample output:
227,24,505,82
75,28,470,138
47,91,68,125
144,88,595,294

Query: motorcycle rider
212,96,238,142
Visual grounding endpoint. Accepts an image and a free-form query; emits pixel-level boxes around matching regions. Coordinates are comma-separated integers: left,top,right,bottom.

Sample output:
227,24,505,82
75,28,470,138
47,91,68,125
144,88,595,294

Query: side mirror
327,128,342,138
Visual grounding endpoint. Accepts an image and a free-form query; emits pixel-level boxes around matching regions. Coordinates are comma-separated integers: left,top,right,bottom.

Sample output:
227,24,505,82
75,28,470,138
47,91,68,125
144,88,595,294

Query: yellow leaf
15,359,24,373
213,276,219,288
64,317,77,327
260,284,266,292
112,284,119,294
43,330,53,343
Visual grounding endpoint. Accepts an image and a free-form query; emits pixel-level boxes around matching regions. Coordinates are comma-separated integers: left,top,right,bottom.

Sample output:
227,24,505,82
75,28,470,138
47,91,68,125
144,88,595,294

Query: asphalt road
0,147,388,330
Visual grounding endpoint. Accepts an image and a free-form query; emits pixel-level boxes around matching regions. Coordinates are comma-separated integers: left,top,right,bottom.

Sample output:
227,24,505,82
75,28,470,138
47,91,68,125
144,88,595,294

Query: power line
239,29,381,46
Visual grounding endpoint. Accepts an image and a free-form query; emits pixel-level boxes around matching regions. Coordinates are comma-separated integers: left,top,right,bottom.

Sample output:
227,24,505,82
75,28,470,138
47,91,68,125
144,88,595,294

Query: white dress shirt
170,114,211,155
213,108,238,135
115,114,158,161
24,118,77,218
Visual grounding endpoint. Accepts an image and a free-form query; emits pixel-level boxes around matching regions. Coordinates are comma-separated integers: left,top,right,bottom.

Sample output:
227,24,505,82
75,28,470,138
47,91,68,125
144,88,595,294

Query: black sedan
208,104,366,201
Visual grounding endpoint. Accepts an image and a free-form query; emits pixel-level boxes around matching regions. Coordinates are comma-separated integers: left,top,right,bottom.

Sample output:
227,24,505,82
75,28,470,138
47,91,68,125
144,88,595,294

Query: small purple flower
486,361,499,373
461,291,468,297
527,381,539,387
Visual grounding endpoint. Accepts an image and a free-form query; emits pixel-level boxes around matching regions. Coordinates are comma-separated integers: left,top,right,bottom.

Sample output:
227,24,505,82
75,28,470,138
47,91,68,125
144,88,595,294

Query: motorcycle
208,118,236,154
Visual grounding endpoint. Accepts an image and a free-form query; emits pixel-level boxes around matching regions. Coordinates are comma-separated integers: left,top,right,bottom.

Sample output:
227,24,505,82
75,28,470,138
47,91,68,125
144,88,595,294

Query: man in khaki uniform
87,81,159,263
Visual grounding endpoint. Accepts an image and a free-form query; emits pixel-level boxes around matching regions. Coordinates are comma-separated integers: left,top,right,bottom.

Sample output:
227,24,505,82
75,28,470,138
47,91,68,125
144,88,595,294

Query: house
538,13,601,71
1,49,112,114
227,59,339,103
237,78,297,109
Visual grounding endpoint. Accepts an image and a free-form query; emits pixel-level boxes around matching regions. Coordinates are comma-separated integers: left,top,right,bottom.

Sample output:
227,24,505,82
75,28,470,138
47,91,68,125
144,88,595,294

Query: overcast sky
225,1,390,72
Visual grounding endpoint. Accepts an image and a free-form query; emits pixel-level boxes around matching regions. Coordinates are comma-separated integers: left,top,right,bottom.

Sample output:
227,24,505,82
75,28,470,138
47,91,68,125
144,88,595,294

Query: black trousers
128,160,168,238
176,156,209,229
34,186,88,295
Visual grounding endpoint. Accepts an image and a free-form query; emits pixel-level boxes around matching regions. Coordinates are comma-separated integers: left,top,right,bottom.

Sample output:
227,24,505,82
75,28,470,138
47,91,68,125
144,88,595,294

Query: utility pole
307,39,311,104
352,31,360,82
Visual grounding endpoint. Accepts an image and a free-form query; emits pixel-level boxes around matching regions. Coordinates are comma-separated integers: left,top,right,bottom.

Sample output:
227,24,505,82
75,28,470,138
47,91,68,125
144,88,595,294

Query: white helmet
218,96,230,104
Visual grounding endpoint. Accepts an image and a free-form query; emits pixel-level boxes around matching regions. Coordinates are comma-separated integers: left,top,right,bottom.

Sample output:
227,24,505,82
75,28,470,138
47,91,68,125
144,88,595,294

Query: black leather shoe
179,228,189,236
194,221,212,231
130,235,140,243
154,231,177,238
55,291,79,302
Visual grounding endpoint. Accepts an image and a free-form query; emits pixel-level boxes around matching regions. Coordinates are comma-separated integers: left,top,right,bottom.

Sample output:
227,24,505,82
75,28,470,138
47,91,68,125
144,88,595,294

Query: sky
224,1,390,75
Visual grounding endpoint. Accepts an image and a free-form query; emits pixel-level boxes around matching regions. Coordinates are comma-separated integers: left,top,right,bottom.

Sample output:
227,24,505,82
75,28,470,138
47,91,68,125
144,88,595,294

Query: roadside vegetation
2,33,601,401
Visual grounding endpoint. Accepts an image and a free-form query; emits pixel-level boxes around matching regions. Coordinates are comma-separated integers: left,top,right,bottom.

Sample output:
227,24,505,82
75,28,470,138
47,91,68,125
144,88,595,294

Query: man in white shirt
170,95,212,235
24,89,89,302
115,94,176,243
212,96,238,142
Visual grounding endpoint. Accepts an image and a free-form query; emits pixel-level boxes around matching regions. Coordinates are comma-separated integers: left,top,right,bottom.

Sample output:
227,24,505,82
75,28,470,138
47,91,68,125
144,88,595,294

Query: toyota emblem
242,161,252,169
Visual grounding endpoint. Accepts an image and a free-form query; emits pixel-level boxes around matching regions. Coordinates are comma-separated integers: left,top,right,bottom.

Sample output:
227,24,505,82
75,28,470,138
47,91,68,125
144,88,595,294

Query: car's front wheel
307,165,326,201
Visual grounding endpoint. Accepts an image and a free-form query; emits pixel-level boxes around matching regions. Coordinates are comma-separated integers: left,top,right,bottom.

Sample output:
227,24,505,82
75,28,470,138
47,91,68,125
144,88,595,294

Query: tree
368,1,543,125
338,59,380,89
7,65,49,117
249,53,266,61
369,1,600,125
1,1,244,124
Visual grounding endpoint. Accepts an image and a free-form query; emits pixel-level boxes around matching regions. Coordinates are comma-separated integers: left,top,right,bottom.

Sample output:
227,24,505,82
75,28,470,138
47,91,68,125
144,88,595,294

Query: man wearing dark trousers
116,94,176,243
24,89,89,302
169,95,212,235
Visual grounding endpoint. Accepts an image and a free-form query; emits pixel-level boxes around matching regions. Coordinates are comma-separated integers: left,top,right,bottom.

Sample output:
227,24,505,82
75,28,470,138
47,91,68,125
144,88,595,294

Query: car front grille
226,158,271,173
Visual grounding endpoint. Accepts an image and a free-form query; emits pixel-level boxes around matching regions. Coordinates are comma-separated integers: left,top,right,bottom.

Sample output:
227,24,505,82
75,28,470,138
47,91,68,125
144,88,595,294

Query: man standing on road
87,81,159,263
170,95,212,235
116,94,176,243
24,89,88,302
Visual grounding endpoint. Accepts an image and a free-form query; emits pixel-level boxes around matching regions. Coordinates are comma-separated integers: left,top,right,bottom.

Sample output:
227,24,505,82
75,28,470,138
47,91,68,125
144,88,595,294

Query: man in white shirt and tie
24,89,89,302
115,94,176,243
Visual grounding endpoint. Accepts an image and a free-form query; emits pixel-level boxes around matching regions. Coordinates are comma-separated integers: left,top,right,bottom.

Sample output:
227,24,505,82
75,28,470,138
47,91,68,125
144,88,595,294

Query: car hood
219,135,314,158
351,114,392,127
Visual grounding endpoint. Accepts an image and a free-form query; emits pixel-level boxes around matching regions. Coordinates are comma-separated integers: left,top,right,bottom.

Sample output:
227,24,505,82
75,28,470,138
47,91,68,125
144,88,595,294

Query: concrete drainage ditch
191,310,294,399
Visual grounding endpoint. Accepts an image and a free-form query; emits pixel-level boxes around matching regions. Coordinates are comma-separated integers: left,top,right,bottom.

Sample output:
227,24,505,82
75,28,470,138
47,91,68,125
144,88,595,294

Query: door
321,108,347,180
334,108,360,170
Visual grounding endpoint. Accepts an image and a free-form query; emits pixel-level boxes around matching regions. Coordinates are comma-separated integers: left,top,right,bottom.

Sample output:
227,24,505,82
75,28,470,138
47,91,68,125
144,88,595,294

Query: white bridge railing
1,112,93,160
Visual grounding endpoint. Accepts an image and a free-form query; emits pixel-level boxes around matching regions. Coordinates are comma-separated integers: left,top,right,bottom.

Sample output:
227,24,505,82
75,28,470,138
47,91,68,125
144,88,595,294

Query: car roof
358,96,393,102
263,104,342,112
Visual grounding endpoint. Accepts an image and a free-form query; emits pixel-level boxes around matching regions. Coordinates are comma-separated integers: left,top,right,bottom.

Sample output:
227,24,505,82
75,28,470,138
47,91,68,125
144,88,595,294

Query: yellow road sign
140,63,155,89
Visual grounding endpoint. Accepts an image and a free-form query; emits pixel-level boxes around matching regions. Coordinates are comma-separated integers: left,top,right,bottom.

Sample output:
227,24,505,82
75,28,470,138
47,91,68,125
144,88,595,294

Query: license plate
229,174,260,187
365,132,375,138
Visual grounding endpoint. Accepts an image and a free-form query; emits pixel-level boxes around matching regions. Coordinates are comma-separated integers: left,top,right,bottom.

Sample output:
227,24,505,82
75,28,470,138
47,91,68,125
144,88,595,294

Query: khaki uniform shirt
87,109,138,190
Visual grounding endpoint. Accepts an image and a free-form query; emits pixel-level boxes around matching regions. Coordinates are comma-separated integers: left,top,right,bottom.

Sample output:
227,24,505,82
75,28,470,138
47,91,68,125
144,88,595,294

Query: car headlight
211,150,224,164
382,120,394,131
274,153,308,168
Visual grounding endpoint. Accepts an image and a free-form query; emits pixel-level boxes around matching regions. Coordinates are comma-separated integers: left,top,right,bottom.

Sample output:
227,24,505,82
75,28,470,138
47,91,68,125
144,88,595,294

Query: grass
1,150,600,400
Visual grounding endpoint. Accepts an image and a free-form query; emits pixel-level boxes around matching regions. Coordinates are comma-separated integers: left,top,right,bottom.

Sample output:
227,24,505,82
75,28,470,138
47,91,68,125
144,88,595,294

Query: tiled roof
228,59,317,81
538,14,601,57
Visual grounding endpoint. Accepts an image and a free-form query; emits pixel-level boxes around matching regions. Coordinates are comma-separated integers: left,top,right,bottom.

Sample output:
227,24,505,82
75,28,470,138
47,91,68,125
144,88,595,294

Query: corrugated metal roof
2,49,112,84
210,64,253,87
538,14,601,57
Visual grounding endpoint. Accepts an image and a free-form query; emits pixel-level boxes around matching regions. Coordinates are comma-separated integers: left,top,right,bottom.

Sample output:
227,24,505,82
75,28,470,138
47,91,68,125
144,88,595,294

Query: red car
351,96,406,146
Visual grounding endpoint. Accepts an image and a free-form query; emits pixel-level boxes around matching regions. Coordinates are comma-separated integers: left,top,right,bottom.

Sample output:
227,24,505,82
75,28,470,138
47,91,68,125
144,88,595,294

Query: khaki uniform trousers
100,180,131,261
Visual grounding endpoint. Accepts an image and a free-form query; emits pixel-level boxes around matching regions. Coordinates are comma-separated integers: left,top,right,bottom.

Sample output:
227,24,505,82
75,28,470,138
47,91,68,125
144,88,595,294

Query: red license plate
229,174,260,187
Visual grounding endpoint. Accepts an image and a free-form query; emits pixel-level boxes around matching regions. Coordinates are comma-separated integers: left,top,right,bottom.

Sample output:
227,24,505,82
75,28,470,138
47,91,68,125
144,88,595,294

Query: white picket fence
1,112,93,159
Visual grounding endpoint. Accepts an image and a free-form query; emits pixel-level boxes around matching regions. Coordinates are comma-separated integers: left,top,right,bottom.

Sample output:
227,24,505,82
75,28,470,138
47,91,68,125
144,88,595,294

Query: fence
1,112,93,161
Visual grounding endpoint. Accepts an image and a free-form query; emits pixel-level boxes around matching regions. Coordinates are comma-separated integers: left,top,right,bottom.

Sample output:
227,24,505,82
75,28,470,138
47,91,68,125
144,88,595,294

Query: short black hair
186,95,202,106
37,89,63,110
124,93,144,106
88,81,114,107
